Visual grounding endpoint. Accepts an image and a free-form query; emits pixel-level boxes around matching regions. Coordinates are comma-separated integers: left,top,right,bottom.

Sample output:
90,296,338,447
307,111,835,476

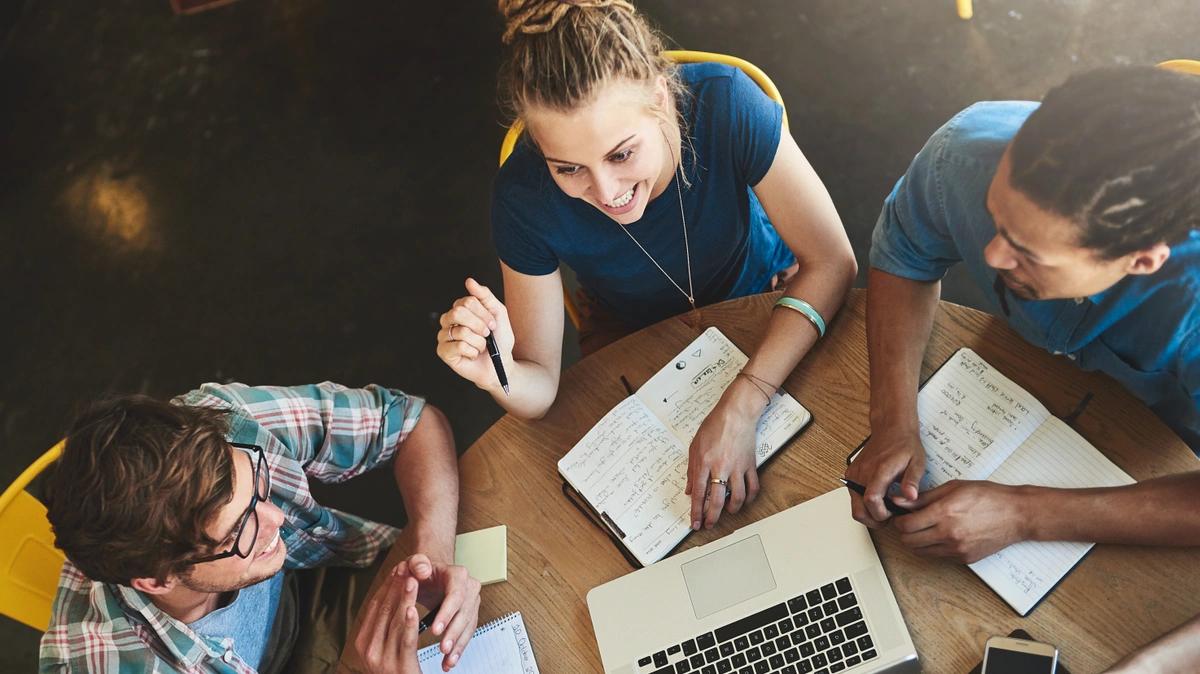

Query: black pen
485,333,510,395
838,478,912,515
619,375,634,396
417,601,444,634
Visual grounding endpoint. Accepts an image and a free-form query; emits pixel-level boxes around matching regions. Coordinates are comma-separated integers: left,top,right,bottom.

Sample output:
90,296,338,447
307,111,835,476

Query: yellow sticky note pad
454,525,507,586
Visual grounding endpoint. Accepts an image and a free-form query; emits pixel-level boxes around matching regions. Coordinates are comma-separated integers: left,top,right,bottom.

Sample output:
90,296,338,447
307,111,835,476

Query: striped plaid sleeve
193,382,425,484
39,564,160,673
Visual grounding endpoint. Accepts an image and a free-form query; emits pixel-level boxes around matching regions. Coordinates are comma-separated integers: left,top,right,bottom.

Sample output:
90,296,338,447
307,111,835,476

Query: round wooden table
449,290,1200,673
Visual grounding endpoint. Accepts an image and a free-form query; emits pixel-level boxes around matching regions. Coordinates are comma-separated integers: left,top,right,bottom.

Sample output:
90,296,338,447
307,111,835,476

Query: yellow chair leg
957,0,973,20
563,287,583,332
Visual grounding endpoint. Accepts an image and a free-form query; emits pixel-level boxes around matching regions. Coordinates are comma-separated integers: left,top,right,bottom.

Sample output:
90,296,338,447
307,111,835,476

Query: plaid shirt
39,382,425,673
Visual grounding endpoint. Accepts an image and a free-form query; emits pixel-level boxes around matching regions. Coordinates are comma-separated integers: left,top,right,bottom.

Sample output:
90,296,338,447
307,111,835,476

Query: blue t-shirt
492,62,796,329
188,570,284,670
871,101,1200,452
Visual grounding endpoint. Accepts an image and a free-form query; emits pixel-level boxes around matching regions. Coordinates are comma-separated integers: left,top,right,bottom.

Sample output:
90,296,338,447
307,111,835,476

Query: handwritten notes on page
968,417,1134,615
558,327,811,566
418,612,539,674
558,397,690,564
918,348,1136,616
917,348,1049,489
638,328,810,452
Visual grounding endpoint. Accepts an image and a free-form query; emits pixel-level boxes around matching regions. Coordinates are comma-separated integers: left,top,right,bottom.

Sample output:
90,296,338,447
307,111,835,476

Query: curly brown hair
46,395,235,584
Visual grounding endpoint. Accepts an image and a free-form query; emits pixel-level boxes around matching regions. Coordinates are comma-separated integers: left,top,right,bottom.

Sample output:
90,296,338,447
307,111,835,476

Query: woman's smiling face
525,76,676,225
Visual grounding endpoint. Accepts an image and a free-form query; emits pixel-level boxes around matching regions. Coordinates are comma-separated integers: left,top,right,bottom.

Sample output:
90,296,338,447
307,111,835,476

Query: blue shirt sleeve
869,121,964,281
491,150,561,276
1178,327,1200,410
724,67,784,187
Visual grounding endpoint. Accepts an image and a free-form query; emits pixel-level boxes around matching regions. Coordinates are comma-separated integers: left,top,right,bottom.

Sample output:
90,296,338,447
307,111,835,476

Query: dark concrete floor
3,0,1198,667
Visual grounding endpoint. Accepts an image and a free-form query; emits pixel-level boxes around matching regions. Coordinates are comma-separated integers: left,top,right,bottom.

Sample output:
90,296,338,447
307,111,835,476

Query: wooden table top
452,289,1200,674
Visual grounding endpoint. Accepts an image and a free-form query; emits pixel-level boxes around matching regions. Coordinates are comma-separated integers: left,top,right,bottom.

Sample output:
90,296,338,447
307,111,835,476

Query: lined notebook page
557,397,690,564
638,327,810,450
557,327,810,566
917,348,1050,490
969,417,1135,615
417,612,539,674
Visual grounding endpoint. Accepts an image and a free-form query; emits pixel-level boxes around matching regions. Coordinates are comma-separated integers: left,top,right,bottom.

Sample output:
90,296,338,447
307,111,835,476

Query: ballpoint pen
486,333,510,395
418,601,444,633
838,478,912,515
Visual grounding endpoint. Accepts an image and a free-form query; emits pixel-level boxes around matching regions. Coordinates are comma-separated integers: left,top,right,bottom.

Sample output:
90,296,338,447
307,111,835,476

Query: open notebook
417,612,539,674
557,327,812,567
915,348,1135,615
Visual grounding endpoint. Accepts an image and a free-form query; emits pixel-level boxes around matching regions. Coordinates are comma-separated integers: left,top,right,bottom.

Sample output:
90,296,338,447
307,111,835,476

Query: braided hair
1009,66,1200,259
496,0,686,124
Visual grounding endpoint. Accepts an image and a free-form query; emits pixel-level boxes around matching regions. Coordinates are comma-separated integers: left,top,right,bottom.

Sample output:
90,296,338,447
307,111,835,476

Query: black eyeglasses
193,442,272,564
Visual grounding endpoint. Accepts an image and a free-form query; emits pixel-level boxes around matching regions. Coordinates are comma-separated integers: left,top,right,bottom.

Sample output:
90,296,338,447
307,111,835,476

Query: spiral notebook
417,611,539,674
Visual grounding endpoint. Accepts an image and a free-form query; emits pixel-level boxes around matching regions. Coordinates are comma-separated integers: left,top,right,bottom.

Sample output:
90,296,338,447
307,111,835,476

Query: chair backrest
496,51,789,330
1159,59,1200,76
0,440,65,631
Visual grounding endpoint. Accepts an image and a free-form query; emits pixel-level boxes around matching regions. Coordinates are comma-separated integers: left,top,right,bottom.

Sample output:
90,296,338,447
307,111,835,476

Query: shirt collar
1084,231,1200,306
114,582,225,669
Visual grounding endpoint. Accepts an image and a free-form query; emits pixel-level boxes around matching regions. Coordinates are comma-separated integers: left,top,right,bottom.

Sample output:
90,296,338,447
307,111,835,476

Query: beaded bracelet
774,296,826,338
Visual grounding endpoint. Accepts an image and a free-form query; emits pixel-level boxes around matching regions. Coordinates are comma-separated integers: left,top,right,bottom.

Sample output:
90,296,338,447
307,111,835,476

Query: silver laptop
588,489,919,674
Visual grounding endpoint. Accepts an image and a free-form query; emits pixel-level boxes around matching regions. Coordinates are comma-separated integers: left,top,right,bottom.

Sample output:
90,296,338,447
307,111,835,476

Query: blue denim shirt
189,571,284,670
870,101,1200,453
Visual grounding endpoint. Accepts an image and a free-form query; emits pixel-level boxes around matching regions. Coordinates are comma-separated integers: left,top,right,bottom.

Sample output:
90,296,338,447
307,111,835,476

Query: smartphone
982,635,1059,674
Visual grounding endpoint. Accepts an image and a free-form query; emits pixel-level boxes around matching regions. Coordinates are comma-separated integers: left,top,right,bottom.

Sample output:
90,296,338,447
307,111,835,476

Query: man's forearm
1023,470,1200,546
1110,612,1200,673
393,405,460,564
866,268,941,431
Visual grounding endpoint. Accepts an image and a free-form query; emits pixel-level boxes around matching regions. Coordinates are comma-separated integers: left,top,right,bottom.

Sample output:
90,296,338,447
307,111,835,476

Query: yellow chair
498,51,789,330
1159,59,1200,76
0,440,66,631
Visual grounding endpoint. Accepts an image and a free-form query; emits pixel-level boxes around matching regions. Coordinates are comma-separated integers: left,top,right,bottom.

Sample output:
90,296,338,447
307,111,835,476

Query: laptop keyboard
635,576,878,674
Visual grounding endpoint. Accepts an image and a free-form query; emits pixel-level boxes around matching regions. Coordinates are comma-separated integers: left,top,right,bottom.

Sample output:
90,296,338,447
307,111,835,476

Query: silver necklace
618,158,696,309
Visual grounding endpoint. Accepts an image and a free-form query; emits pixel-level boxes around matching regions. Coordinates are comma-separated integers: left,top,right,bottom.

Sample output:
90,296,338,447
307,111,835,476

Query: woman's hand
436,278,514,391
685,377,768,530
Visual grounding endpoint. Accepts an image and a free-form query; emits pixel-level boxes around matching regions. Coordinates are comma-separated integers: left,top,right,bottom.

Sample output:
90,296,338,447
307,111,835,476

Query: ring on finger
709,477,728,488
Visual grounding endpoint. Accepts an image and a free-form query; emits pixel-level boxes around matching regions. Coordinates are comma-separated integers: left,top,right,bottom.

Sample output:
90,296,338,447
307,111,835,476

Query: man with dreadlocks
843,66,1200,564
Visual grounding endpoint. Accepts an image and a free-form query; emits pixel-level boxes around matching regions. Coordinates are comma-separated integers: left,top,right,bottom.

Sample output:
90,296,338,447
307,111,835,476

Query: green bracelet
775,296,826,338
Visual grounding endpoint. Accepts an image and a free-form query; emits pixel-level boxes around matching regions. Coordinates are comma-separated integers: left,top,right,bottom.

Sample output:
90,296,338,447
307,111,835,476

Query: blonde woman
437,0,856,531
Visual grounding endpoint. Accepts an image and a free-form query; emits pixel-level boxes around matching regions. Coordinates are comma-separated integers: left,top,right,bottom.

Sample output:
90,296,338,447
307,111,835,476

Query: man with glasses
39,382,477,674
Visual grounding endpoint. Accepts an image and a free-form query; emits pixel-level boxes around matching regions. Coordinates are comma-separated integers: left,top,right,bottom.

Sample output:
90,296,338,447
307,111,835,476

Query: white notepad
557,327,812,566
916,348,1135,615
417,611,539,674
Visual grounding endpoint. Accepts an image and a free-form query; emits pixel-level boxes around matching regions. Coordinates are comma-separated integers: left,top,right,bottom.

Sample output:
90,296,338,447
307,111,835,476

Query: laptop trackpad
681,535,776,620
